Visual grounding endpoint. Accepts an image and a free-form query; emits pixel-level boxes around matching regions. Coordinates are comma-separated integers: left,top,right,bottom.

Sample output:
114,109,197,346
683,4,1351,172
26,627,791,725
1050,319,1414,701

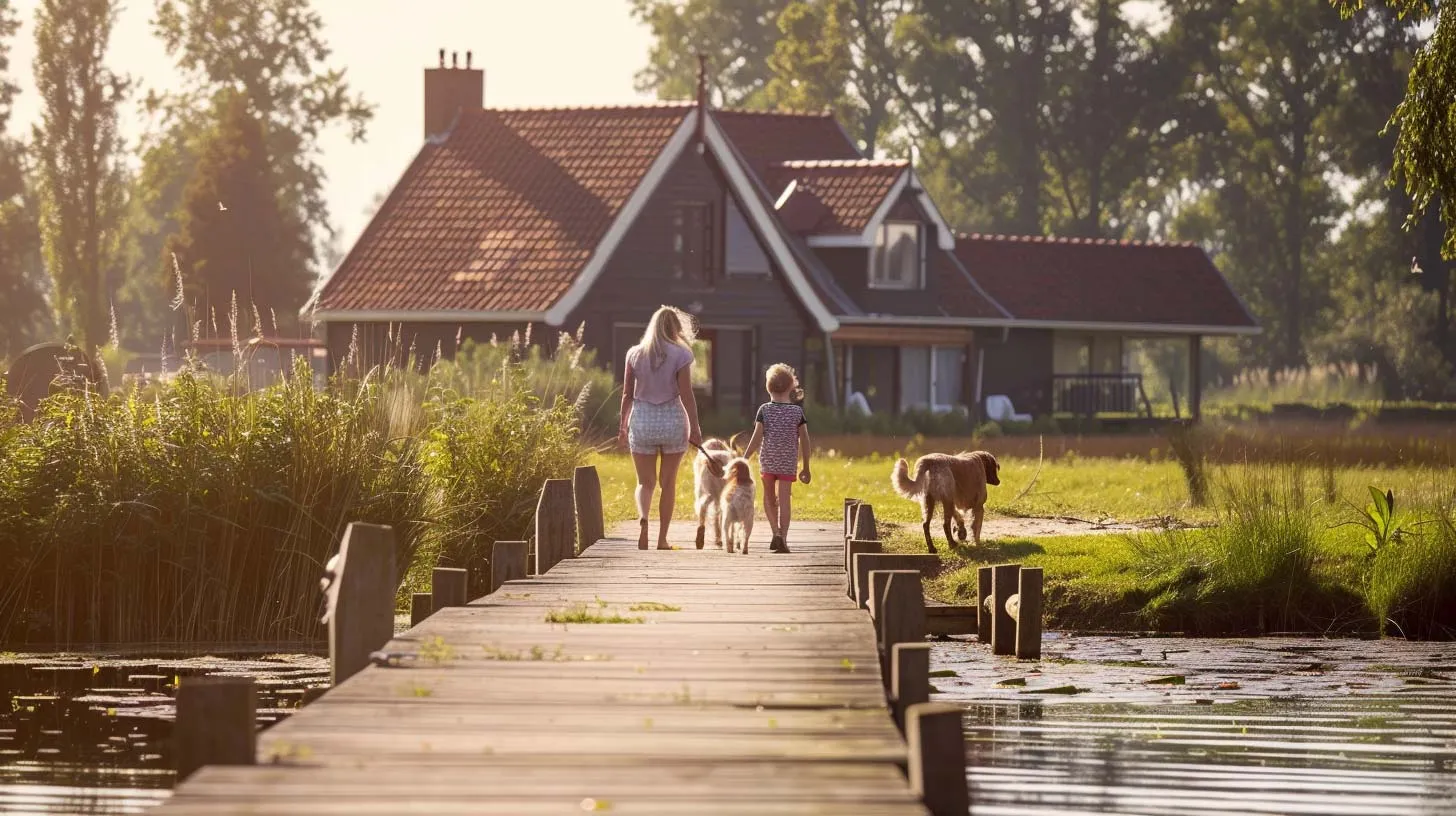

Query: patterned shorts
628,399,688,456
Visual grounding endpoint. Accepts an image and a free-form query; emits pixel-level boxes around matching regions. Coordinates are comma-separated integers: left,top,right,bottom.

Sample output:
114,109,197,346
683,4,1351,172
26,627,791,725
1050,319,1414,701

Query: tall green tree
166,93,305,339
31,0,128,351
0,0,47,360
631,0,787,106
116,0,372,340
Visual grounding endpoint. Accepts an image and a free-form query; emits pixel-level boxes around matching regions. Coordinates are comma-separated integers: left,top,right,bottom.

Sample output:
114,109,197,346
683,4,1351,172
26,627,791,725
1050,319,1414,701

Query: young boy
742,364,811,553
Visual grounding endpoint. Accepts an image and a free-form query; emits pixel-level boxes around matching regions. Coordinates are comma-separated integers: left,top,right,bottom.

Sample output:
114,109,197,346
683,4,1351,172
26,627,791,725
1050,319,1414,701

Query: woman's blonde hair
638,305,696,369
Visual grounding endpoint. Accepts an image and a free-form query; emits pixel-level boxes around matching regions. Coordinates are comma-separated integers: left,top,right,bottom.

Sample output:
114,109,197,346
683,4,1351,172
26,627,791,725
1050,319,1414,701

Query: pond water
3,637,1453,815
932,634,1456,815
0,654,327,814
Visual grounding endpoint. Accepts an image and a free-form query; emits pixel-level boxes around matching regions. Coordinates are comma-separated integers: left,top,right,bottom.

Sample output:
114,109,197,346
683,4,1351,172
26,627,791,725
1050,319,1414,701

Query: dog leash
690,440,726,478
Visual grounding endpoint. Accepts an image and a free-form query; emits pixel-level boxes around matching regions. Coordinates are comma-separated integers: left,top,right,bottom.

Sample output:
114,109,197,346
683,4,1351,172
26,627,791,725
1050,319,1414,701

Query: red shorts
761,472,796,484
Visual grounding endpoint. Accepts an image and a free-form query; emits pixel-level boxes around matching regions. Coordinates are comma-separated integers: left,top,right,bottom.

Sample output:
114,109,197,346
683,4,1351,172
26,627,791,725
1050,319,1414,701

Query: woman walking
619,306,703,549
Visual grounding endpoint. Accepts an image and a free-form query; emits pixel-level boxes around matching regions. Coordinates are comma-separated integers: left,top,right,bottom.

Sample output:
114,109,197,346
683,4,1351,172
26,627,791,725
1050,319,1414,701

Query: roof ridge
714,108,837,119
957,231,1199,249
773,158,909,169
476,101,694,113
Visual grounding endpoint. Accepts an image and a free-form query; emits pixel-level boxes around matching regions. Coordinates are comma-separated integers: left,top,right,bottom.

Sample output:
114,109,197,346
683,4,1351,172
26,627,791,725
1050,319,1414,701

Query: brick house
304,55,1258,420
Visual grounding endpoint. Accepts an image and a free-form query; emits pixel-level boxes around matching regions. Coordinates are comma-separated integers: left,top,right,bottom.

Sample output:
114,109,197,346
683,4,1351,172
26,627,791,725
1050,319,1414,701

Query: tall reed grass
0,331,594,646
1204,363,1383,408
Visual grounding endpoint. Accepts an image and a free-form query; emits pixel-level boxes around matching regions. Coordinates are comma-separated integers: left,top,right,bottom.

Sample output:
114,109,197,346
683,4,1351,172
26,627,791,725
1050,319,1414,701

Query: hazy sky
6,0,656,253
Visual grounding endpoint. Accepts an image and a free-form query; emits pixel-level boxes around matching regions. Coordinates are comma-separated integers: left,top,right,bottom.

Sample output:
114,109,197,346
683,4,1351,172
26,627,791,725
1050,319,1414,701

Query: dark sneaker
769,535,787,553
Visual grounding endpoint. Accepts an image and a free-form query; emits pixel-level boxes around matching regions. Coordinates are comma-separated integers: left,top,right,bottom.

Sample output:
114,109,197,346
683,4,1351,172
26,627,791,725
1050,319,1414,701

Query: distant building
304,52,1258,420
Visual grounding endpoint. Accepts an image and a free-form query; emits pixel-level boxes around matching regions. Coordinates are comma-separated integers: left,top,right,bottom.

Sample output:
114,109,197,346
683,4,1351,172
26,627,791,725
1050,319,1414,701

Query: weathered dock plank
156,520,928,814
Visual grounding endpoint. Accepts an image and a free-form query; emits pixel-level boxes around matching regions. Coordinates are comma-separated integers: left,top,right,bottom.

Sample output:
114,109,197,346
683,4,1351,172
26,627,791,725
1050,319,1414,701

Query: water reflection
0,654,326,814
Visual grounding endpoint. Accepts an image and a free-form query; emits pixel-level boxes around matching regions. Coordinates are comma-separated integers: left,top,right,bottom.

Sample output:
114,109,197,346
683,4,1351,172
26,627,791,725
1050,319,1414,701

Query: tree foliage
0,0,46,360
30,0,129,352
165,92,306,339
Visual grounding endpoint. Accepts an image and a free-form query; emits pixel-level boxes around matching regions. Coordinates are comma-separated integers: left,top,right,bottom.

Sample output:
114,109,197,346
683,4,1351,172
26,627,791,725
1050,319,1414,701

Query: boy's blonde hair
765,363,803,401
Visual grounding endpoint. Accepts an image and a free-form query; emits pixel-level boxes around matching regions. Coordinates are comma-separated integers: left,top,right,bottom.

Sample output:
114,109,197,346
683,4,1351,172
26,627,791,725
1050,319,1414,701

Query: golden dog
693,438,736,549
720,457,756,554
891,451,1000,552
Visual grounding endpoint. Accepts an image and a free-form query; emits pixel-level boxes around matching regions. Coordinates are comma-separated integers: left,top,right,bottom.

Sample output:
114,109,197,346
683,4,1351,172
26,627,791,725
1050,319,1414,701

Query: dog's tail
727,458,753,486
892,458,929,498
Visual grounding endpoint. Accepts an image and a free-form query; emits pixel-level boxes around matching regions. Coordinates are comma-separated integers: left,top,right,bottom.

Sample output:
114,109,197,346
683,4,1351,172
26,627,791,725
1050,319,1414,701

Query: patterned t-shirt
755,402,806,476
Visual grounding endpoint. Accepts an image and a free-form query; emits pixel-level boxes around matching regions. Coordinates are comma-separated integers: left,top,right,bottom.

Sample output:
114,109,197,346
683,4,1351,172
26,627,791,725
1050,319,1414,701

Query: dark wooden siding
978,328,1054,416
565,147,819,416
814,189,961,317
325,320,530,373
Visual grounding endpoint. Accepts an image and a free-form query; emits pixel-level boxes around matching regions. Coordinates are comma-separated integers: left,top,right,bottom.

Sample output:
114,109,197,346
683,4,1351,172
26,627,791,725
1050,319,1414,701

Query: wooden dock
156,517,940,814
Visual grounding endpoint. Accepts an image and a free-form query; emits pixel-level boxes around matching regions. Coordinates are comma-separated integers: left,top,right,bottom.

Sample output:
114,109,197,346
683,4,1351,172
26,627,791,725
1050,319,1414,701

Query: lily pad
929,669,958,679
1146,675,1186,685
995,677,1027,687
1019,684,1083,695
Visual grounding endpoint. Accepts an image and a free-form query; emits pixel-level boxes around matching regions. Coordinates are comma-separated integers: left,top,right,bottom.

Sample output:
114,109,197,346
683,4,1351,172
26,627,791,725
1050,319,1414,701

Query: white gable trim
544,111,700,327
310,309,545,323
802,169,956,252
701,117,839,332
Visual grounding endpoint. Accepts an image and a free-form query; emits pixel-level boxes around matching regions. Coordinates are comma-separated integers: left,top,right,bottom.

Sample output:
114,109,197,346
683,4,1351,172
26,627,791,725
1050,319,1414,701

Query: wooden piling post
906,702,970,815
991,564,1020,656
847,503,878,569
976,566,993,644
891,642,931,731
573,465,605,552
845,540,883,598
1015,567,1044,660
432,567,468,610
321,522,397,686
489,540,529,595
872,570,926,683
175,676,256,781
843,498,861,538
409,592,432,626
535,478,576,574
853,553,939,610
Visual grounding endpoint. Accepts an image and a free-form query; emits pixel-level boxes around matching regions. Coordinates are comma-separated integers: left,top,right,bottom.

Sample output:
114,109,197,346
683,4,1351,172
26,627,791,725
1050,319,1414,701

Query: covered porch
831,324,975,417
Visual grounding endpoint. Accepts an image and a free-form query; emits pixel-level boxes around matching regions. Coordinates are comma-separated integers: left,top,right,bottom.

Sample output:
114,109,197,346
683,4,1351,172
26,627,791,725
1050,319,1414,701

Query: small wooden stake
322,522,397,686
873,570,926,683
991,564,1020,656
843,498,862,541
409,592,432,626
489,540,528,595
535,478,576,574
432,567,468,609
976,566,993,644
891,642,931,731
573,465,605,551
851,502,879,547
906,702,970,816
1015,567,1044,660
845,540,883,598
175,676,256,781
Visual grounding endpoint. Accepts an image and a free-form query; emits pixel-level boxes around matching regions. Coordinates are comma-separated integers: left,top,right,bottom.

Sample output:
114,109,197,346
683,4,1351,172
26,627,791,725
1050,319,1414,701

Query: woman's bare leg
656,451,685,548
632,453,657,548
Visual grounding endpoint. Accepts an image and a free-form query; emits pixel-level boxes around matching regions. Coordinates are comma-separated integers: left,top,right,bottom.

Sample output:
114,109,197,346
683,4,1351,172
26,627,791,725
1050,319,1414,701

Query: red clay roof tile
314,105,691,314
954,233,1256,329
767,161,907,235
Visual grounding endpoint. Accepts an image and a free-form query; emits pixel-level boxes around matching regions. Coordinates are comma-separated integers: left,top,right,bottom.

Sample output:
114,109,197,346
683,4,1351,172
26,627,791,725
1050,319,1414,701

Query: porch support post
824,332,840,409
1189,334,1203,420
965,334,979,423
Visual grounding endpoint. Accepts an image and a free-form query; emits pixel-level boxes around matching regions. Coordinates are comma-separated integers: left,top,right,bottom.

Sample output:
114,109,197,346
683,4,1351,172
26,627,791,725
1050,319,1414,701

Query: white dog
719,457,756,555
693,438,735,549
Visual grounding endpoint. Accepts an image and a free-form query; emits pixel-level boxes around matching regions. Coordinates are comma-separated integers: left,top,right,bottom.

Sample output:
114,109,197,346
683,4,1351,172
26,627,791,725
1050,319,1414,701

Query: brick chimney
424,49,484,140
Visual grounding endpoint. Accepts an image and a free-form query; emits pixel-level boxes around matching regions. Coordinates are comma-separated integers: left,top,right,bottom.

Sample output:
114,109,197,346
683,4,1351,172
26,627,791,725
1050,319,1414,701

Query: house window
673,201,717,284
725,197,770,276
870,221,922,290
899,345,964,413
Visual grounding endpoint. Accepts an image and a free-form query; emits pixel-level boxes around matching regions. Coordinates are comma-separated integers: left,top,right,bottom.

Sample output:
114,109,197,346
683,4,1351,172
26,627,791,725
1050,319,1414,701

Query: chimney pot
452,51,458,69
438,48,445,68
466,51,473,69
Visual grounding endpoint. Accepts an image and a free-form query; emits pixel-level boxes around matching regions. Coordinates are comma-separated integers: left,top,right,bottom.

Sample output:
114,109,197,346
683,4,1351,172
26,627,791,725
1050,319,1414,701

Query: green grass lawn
590,450,1438,527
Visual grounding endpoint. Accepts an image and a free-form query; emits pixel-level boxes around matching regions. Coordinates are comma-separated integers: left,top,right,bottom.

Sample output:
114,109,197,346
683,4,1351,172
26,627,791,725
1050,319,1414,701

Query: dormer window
870,221,922,290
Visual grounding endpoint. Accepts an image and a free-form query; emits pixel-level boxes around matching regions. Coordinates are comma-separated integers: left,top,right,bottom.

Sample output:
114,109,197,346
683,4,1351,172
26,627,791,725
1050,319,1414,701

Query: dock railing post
175,676,256,781
845,540,883,598
870,570,925,683
991,564,1021,656
1014,567,1044,660
891,642,931,732
432,566,468,610
489,540,529,595
574,465,604,552
847,502,878,570
906,702,970,815
410,592,432,626
535,478,576,574
320,522,397,686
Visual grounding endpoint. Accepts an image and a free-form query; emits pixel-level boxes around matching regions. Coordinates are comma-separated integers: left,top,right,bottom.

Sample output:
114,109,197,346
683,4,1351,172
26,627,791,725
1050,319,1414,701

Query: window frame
672,200,718,285
869,220,924,291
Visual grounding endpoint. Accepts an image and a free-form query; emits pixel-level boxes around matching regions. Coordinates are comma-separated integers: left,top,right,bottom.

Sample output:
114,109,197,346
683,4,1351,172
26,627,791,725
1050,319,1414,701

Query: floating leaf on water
1146,675,1186,685
929,669,958,678
1020,684,1083,695
996,678,1027,687
1217,681,1240,690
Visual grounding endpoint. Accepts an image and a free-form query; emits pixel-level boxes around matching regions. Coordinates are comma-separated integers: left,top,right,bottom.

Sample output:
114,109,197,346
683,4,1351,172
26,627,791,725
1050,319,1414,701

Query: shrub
1364,489,1456,639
